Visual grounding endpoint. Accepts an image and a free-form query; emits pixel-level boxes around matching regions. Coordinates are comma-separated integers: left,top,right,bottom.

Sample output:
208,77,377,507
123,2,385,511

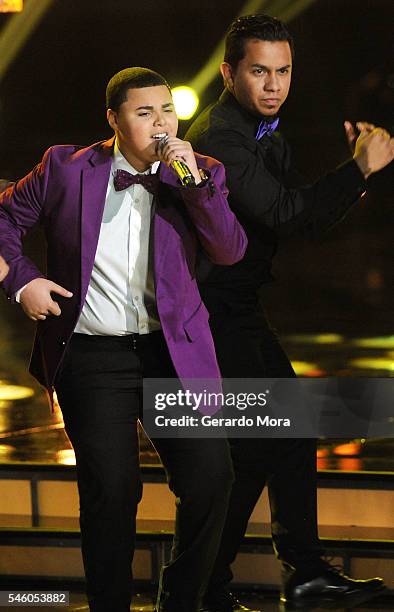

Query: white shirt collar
113,139,160,176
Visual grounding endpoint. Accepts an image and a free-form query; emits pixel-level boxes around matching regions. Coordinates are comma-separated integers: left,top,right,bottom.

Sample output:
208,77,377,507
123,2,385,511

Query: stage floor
0,326,393,608
0,332,393,471
0,588,392,611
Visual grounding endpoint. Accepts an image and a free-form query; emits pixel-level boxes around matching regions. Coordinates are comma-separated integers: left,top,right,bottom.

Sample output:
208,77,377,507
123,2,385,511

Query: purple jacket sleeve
161,158,247,265
0,149,52,299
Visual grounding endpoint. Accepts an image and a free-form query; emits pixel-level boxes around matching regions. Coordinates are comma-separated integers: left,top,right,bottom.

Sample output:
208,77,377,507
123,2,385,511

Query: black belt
72,330,163,350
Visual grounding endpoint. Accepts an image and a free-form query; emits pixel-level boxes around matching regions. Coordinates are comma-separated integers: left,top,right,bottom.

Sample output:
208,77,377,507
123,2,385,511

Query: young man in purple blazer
0,67,247,612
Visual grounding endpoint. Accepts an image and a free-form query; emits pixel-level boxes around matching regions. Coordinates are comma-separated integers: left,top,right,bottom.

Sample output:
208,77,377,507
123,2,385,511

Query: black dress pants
55,332,233,612
205,314,323,592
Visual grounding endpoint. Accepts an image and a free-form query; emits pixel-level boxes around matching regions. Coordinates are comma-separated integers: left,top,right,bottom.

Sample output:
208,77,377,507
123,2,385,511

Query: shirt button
135,198,140,203
134,296,139,301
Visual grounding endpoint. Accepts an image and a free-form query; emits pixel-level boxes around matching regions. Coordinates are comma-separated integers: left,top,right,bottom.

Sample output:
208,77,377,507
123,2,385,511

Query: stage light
291,360,324,376
56,449,76,465
0,384,34,400
172,86,199,120
0,0,53,83
286,333,344,345
0,0,23,11
349,357,394,372
351,336,394,349
333,440,364,457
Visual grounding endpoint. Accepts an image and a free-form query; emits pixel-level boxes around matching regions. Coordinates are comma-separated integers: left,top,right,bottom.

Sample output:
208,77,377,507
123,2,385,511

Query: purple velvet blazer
0,138,247,393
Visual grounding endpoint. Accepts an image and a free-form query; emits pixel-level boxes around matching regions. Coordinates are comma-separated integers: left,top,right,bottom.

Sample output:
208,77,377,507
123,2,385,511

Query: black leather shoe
281,563,384,607
201,590,262,612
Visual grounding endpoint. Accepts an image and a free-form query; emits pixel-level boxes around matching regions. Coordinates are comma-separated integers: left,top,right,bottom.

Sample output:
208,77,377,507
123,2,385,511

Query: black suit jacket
186,90,366,317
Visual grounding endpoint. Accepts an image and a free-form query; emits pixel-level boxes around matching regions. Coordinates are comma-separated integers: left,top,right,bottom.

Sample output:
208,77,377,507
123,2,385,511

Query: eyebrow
251,63,291,71
135,102,174,110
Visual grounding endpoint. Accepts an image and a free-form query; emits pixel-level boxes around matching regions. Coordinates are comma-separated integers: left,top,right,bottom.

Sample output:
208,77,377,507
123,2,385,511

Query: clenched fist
351,124,394,178
157,137,202,185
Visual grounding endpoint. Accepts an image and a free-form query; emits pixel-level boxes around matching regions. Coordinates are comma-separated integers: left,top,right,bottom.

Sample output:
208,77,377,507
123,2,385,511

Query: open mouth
152,132,168,154
152,132,168,140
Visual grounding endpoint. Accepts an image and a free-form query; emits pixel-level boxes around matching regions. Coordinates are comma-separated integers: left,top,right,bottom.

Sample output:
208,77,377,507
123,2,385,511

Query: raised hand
157,137,202,185
353,125,394,178
20,278,73,321
344,121,375,153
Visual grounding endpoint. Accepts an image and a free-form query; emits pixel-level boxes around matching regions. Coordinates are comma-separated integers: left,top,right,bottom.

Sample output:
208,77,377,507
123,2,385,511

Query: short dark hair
224,14,294,70
106,67,171,112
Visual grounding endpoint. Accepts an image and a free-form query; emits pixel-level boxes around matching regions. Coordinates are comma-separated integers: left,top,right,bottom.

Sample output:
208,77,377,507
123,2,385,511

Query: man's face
222,39,292,117
107,85,178,171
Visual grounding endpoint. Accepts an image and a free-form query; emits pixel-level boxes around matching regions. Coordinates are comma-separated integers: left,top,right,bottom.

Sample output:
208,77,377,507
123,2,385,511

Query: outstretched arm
190,122,393,238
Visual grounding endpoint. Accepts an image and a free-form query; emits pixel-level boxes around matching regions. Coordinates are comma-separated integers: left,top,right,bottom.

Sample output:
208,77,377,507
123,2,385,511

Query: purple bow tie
255,117,280,140
113,169,159,195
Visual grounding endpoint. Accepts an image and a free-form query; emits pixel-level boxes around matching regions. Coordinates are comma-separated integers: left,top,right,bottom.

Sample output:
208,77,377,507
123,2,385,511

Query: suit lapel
80,139,113,305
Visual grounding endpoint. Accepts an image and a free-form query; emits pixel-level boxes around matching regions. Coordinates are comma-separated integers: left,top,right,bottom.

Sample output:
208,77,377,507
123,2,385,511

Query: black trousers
205,315,324,592
55,332,233,612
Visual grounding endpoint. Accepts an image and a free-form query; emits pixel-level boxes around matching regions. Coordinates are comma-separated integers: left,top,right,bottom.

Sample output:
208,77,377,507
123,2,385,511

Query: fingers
353,125,394,177
159,137,194,164
389,137,394,161
345,120,376,146
27,305,60,321
159,137,202,184
20,278,72,321
344,121,355,138
29,298,61,319
356,126,391,146
26,310,47,321
367,127,390,139
47,300,62,317
375,127,391,140
356,121,376,133
344,121,357,151
48,281,73,298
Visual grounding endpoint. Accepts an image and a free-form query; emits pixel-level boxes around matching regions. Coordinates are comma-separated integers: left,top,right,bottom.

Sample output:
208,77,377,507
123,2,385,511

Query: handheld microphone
158,137,196,187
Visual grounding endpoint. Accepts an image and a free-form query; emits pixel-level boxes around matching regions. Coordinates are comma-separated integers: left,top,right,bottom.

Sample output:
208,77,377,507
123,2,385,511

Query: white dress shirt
74,142,161,336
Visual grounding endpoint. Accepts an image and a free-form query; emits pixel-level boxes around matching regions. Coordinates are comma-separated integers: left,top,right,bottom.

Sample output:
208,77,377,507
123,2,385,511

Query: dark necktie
256,117,280,140
113,169,159,195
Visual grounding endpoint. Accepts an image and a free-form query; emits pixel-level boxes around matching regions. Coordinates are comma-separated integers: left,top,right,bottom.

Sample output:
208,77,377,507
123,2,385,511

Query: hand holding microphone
157,136,202,186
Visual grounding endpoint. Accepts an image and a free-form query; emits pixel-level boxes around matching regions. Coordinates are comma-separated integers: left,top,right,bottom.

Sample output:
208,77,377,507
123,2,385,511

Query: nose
264,72,280,92
153,111,167,126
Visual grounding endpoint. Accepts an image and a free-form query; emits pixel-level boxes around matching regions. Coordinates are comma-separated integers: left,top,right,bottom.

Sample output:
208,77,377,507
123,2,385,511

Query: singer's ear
220,62,235,92
107,109,118,131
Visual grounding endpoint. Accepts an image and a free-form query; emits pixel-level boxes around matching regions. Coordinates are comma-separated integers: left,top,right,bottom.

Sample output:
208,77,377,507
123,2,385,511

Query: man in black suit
186,13,394,612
